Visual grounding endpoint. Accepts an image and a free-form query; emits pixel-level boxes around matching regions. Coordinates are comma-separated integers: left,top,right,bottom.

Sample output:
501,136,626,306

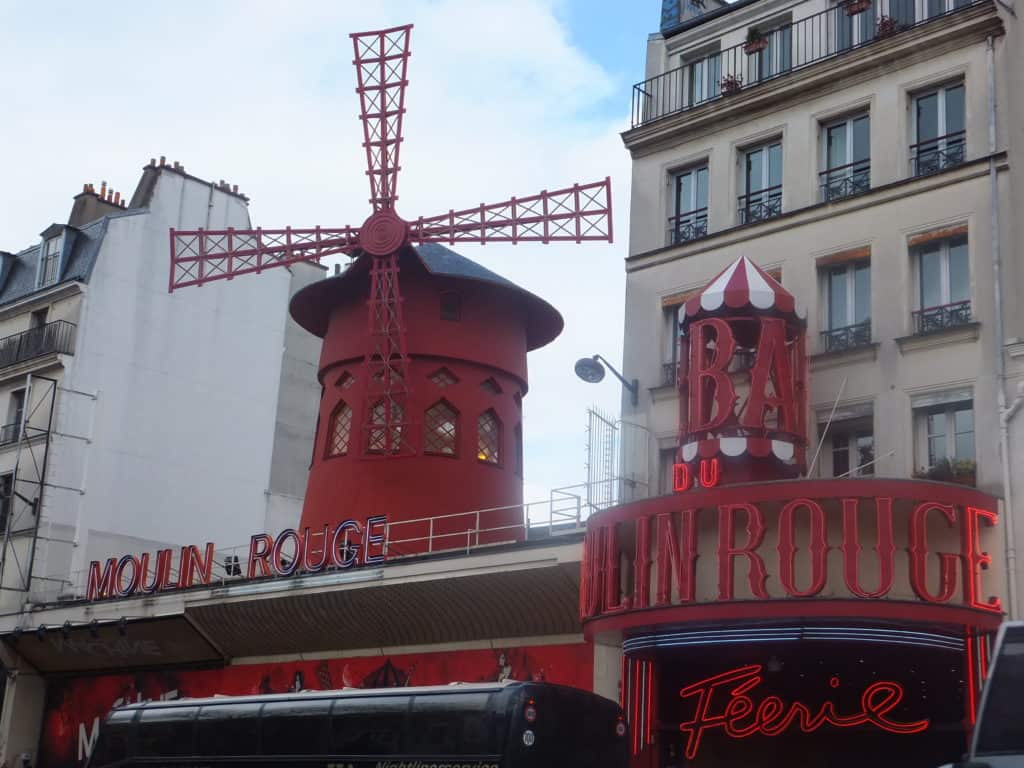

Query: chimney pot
159,155,166,166
232,184,239,194
100,181,107,198
114,191,121,205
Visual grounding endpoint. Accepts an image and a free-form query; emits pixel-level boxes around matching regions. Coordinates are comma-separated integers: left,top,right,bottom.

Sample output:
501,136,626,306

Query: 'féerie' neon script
678,664,930,759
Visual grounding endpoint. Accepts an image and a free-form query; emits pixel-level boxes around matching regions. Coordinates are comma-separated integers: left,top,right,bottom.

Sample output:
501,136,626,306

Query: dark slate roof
289,243,564,350
0,216,110,306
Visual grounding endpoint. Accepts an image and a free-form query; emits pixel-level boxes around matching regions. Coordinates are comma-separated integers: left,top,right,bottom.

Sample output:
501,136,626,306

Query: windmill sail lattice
169,24,613,455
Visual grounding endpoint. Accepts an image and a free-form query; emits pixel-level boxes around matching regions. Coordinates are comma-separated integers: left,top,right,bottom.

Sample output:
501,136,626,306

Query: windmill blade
169,226,360,291
407,178,613,246
351,24,413,212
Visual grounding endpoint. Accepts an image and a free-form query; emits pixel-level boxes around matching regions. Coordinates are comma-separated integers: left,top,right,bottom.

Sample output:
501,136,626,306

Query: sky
0,0,657,507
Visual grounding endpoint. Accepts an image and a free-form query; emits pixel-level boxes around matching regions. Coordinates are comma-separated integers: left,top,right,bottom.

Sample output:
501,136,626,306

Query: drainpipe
987,35,1020,619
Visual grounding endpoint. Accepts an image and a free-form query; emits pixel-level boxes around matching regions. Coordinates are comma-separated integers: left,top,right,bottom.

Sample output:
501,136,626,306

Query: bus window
137,706,197,757
89,709,134,765
331,694,409,753
196,703,260,755
975,626,1024,758
261,699,330,755
407,692,494,754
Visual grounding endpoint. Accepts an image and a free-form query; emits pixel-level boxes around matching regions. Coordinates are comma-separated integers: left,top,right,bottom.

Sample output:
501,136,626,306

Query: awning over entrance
0,536,584,674
2,615,223,675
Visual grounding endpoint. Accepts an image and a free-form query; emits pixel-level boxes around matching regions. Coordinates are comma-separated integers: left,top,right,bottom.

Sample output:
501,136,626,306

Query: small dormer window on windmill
40,234,62,287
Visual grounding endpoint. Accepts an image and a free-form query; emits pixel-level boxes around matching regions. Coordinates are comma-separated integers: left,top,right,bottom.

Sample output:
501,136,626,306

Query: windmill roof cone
166,24,613,555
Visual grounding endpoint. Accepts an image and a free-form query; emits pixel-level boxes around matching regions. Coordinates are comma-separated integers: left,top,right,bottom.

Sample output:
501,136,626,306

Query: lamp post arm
592,355,639,407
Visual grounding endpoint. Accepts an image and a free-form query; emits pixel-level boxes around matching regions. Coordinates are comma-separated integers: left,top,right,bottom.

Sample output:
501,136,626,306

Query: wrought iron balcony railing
631,0,982,129
820,162,871,202
739,186,782,224
913,300,971,334
668,209,709,245
910,131,966,176
0,320,76,370
820,320,872,353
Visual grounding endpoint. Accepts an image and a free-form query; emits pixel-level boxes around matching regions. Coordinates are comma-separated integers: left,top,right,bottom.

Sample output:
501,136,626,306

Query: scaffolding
0,374,58,599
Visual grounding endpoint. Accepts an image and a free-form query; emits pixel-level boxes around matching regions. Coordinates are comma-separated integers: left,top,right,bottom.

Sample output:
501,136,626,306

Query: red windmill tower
168,25,613,554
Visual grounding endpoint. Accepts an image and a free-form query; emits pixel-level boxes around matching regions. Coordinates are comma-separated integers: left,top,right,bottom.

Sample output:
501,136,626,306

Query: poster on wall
39,642,593,768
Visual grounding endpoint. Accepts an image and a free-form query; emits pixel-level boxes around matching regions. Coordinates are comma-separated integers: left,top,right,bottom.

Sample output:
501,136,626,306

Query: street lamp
574,355,639,406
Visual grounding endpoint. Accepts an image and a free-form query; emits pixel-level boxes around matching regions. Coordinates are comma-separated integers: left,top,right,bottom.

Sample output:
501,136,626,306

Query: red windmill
168,24,613,552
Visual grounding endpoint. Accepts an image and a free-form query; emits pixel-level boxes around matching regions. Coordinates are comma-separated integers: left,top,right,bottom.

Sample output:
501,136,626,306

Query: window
480,378,502,396
326,401,352,457
821,114,870,201
836,0,876,50
670,165,709,244
925,0,971,19
746,23,792,83
4,390,25,444
915,400,974,480
196,704,259,756
428,367,458,388
367,399,404,453
0,474,11,535
39,235,62,287
663,305,683,384
440,291,462,321
424,400,458,456
261,700,330,755
30,308,48,329
830,429,875,477
914,234,970,333
685,52,721,106
514,424,523,477
331,696,408,753
739,141,783,223
477,410,501,464
659,448,678,495
821,261,871,352
888,0,917,27
336,371,355,389
912,83,965,176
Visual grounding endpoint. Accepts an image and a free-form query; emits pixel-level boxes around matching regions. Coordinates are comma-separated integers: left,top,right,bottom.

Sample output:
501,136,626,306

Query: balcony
913,300,971,334
910,131,966,176
668,209,709,245
820,320,872,353
739,186,782,224
0,320,76,371
630,0,984,129
820,162,871,202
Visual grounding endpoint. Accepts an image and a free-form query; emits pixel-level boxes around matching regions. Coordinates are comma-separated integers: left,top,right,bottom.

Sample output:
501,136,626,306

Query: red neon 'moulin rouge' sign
678,664,929,759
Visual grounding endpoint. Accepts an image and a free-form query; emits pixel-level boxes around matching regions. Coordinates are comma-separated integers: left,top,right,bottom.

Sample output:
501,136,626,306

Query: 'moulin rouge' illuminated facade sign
86,516,387,601
581,256,1004,765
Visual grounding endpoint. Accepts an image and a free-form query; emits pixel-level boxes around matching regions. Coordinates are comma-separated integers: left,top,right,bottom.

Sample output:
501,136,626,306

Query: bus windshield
86,681,628,768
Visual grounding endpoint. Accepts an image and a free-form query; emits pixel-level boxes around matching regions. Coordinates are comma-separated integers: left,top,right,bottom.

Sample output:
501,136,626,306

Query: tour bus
942,621,1024,768
85,680,629,768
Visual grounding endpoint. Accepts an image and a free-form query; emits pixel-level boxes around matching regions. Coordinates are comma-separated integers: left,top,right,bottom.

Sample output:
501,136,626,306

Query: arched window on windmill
424,400,458,456
326,401,353,457
477,409,502,465
367,399,404,454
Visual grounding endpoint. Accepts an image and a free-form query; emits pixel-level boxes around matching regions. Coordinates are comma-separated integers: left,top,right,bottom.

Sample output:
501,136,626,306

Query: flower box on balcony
914,458,977,487
844,0,872,15
743,37,768,55
720,74,744,95
876,15,900,36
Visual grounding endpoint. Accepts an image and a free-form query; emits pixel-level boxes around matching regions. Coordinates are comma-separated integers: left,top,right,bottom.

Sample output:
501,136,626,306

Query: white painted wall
23,168,320,596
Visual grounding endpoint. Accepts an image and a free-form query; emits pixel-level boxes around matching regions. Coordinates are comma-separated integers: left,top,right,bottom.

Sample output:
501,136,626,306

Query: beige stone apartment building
622,0,1024,617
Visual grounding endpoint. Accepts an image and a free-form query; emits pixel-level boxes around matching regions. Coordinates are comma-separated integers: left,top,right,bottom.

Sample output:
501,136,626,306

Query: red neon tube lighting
965,631,976,728
678,664,930,760
645,660,655,747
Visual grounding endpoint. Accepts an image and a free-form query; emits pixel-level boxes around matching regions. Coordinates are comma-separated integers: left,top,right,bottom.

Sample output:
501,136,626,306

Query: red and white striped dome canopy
683,256,804,323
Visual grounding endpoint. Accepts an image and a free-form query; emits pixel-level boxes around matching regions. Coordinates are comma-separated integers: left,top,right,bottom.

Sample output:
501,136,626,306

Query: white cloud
0,0,631,498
